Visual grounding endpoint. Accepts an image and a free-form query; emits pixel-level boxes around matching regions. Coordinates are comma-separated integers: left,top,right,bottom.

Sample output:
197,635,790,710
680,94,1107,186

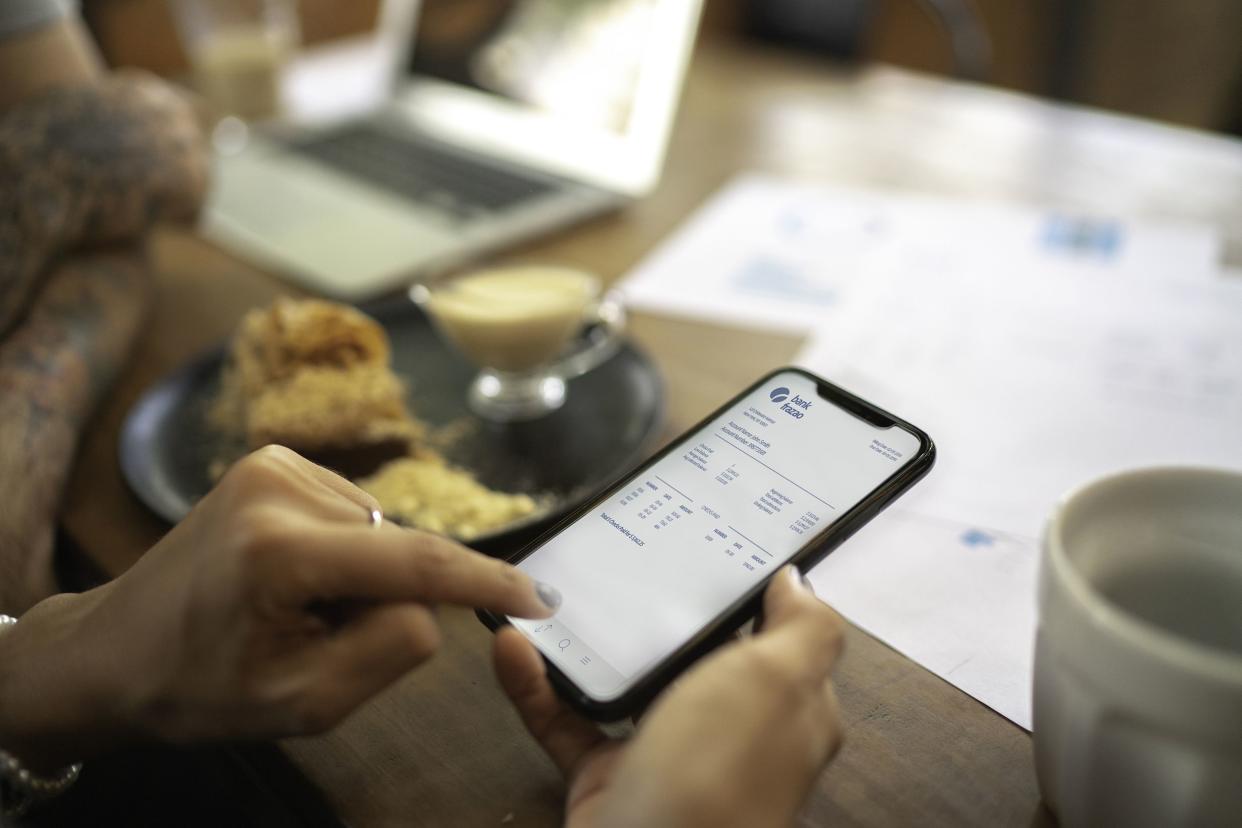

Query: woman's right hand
0,446,557,773
496,566,847,828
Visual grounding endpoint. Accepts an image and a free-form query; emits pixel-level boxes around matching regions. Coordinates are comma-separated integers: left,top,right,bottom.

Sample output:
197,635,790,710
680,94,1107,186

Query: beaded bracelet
0,615,83,818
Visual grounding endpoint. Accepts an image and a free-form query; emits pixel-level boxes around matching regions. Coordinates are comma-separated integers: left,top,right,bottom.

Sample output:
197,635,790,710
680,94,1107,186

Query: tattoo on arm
0,248,151,612
0,73,207,337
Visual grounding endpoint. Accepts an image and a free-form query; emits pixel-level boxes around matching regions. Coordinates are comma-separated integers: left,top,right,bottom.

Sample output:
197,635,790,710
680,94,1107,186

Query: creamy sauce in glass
425,267,597,372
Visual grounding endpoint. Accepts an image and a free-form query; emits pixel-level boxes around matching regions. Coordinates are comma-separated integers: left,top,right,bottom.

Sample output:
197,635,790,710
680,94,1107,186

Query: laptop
203,0,704,300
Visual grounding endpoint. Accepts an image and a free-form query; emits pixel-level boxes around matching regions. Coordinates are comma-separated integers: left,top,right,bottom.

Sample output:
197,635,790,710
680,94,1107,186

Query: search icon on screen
558,639,571,651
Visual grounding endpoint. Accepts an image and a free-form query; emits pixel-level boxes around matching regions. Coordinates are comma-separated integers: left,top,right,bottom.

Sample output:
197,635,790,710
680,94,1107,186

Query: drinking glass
170,0,300,121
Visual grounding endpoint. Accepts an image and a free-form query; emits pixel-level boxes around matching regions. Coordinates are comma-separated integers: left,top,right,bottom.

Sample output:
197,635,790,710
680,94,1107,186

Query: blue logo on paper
960,529,995,548
769,387,790,403
1041,214,1123,260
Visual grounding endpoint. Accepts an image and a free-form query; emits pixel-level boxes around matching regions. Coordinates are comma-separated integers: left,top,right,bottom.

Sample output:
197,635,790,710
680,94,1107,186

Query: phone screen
508,370,924,702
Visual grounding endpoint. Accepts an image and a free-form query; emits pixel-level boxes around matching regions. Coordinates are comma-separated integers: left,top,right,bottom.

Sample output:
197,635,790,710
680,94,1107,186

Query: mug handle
552,291,626,379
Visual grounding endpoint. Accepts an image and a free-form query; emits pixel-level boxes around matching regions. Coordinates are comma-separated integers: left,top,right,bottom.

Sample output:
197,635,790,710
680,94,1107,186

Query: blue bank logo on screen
769,387,791,403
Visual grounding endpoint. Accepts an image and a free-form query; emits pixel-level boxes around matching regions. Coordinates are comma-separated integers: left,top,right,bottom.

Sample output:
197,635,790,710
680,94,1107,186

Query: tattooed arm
0,74,208,337
0,249,151,612
0,12,209,610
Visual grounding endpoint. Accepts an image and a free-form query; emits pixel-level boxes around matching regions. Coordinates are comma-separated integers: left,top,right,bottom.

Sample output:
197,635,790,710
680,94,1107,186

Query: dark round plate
119,297,664,555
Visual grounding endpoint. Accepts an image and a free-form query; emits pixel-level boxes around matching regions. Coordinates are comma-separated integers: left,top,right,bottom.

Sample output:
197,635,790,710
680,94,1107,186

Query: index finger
297,523,558,619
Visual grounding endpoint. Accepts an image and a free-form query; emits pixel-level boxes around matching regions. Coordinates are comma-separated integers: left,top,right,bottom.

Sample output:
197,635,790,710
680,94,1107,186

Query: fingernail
534,581,562,611
787,566,814,595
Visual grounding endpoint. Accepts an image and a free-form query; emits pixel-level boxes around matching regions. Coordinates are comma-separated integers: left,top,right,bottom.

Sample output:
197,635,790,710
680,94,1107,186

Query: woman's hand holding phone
495,567,846,828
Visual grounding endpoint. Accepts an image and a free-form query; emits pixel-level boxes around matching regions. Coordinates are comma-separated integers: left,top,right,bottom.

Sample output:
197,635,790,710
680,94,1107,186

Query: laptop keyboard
286,124,560,221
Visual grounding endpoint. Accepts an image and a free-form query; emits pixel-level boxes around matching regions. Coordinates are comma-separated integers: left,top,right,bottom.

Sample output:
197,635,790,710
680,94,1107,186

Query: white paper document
808,512,1039,729
619,175,1221,332
802,266,1242,730
801,268,1242,539
620,172,1231,730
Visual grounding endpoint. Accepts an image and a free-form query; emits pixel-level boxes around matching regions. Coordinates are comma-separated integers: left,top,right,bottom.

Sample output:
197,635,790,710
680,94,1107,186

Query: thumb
761,565,820,627
753,566,847,681
494,627,606,777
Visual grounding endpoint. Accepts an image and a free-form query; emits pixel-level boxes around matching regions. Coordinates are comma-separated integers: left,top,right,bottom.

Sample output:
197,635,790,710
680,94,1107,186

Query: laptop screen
411,0,661,135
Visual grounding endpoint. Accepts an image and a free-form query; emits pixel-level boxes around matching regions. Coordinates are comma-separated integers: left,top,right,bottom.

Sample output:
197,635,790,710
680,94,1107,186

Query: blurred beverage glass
171,0,299,121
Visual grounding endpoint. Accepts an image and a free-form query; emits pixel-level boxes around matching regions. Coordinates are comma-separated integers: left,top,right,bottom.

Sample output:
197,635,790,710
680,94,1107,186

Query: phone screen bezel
478,366,936,720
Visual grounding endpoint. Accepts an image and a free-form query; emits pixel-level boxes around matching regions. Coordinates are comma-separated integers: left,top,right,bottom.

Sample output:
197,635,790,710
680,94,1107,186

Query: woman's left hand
0,446,557,773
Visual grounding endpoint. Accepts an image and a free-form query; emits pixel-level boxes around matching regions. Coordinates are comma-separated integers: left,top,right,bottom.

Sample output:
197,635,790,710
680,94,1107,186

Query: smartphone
479,367,935,720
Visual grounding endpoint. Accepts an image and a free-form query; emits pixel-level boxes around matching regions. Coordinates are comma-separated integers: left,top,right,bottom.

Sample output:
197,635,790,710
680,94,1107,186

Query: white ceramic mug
1035,467,1242,827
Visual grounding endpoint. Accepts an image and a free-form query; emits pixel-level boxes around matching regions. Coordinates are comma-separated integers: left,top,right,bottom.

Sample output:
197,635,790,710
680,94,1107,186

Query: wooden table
63,38,1242,827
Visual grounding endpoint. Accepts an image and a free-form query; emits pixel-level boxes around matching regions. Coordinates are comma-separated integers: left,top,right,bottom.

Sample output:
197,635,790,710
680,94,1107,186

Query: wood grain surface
62,37,1242,827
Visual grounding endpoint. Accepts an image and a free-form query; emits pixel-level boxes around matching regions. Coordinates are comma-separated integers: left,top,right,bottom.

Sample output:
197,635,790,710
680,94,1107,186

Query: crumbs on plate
210,297,542,539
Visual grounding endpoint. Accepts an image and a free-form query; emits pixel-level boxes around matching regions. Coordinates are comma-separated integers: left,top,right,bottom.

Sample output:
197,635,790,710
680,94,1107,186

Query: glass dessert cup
410,265,626,422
